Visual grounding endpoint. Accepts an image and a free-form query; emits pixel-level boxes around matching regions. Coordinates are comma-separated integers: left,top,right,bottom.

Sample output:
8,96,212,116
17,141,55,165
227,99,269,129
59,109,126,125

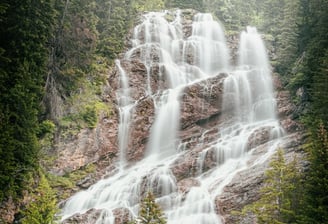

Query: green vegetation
47,163,96,200
21,172,58,224
0,0,131,221
131,191,166,224
212,0,328,222
59,99,111,139
0,0,327,223
165,0,204,11
0,0,56,202
134,0,165,12
299,122,328,223
240,149,302,223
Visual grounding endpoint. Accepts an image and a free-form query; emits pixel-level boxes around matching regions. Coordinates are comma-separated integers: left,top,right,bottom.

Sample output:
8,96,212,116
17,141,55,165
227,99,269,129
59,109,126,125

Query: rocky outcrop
215,164,265,223
62,209,102,224
177,178,201,194
180,74,226,130
127,97,155,161
51,116,119,176
212,74,306,224
62,207,132,224
55,9,306,224
215,132,306,223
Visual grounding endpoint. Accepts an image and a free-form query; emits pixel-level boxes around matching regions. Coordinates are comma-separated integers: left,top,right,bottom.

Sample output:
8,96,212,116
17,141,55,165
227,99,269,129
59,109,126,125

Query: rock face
51,115,119,176
62,208,132,224
62,209,102,224
55,10,305,224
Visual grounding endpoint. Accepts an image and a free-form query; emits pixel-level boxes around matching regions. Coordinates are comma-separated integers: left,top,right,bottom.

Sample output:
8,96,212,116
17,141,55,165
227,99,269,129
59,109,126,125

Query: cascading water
116,60,133,169
189,13,230,75
60,11,284,224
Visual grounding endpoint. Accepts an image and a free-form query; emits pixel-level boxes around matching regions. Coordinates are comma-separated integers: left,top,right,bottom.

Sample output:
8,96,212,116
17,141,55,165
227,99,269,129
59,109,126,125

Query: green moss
59,100,111,137
67,163,96,182
47,163,96,200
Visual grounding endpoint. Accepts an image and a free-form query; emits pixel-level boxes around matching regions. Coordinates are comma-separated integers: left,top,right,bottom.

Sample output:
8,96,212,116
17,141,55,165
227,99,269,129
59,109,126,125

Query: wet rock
113,207,133,224
76,175,95,189
276,88,304,133
280,117,302,133
170,151,199,181
215,164,266,224
246,126,272,150
62,207,132,224
180,73,227,130
215,131,306,223
127,96,155,161
276,90,296,118
62,209,102,224
56,9,307,224
177,178,201,194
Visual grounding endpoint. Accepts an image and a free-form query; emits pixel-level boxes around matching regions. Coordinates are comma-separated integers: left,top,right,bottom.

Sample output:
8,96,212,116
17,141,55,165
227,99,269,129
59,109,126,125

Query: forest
0,0,327,223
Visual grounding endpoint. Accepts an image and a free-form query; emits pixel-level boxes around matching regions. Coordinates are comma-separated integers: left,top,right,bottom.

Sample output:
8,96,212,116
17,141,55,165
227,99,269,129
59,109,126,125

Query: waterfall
115,60,133,170
60,11,284,224
189,13,230,74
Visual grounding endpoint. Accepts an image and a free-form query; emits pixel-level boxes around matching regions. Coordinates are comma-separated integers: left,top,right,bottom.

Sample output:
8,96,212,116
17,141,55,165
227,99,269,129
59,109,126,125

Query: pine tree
134,192,166,224
0,0,56,202
21,173,58,224
276,0,300,74
134,0,164,11
301,122,328,223
165,0,204,11
241,149,301,223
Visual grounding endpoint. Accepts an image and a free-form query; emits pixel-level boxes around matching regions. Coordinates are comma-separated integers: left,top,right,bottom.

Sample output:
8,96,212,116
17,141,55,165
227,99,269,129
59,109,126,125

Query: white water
115,60,134,170
60,11,283,224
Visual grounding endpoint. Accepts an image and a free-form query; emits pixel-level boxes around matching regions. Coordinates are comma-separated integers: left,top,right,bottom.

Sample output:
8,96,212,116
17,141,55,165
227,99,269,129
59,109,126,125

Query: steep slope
57,10,304,224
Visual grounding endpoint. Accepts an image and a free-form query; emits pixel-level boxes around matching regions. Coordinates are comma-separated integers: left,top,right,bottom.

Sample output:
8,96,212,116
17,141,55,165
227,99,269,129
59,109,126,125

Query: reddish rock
180,74,227,130
54,9,307,224
127,96,155,161
62,207,132,224
276,90,296,118
62,209,102,224
247,126,272,150
215,164,266,224
113,207,133,224
170,152,197,181
51,116,119,176
177,178,201,194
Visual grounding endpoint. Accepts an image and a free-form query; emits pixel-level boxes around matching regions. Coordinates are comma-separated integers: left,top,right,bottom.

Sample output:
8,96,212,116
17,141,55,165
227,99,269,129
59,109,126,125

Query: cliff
51,10,305,223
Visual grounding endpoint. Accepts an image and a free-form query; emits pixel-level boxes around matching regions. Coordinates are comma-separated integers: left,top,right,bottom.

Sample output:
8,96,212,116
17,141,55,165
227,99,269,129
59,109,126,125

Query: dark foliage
0,0,56,202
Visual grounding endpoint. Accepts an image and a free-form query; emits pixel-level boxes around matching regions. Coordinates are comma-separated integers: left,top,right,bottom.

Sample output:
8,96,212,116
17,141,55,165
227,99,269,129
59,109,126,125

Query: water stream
60,11,283,224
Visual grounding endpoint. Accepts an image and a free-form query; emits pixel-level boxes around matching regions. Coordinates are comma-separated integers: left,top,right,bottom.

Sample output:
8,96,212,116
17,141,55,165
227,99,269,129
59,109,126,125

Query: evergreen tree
134,0,164,11
241,149,301,223
21,173,58,224
275,0,300,74
165,0,204,11
301,122,328,223
134,192,166,224
294,0,328,121
0,0,56,202
96,0,134,61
